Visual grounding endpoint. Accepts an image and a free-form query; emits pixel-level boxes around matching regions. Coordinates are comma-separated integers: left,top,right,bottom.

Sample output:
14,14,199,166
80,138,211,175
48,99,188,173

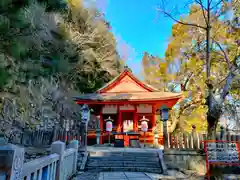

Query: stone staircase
85,151,163,173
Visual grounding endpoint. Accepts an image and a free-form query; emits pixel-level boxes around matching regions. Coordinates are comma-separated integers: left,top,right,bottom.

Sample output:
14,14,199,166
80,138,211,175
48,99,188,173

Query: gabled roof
74,91,182,101
97,66,158,93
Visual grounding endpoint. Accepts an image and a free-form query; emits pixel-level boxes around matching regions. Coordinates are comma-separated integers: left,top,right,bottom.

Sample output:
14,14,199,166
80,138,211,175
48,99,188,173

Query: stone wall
163,149,206,175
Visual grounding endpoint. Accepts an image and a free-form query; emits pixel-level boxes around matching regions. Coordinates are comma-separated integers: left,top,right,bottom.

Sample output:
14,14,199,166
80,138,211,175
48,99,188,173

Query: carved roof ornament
124,65,132,72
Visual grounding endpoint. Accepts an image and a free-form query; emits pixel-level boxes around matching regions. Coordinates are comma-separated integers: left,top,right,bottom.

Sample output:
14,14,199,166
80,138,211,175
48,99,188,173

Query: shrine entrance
121,112,134,132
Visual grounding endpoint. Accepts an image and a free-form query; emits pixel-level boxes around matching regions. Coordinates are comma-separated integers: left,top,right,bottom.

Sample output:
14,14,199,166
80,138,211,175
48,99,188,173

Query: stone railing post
51,141,65,180
69,140,79,173
0,143,25,180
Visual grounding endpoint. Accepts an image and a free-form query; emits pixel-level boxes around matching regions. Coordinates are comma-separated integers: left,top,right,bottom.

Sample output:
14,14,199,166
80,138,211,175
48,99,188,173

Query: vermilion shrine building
74,67,182,146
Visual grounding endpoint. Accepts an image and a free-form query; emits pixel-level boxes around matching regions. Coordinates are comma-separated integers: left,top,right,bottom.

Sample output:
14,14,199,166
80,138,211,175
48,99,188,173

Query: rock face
84,151,163,173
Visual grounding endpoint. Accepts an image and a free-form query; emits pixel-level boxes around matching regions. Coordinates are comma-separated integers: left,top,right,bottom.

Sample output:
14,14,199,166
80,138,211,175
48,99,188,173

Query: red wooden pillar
134,105,138,132
117,105,121,132
152,105,156,130
152,105,156,144
100,111,103,144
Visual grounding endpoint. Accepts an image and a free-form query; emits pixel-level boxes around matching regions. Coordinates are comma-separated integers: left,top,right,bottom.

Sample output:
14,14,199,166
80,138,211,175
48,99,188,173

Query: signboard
141,121,148,132
106,121,113,132
119,104,134,111
202,140,240,180
102,105,117,114
137,104,152,113
206,142,240,162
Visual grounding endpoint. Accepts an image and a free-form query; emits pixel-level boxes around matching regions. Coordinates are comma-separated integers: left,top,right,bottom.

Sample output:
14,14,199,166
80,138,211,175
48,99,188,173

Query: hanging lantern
140,116,149,132
105,116,114,132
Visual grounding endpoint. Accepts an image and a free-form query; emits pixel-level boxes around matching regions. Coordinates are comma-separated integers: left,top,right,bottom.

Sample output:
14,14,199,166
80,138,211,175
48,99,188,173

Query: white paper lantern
141,121,148,132
106,121,113,132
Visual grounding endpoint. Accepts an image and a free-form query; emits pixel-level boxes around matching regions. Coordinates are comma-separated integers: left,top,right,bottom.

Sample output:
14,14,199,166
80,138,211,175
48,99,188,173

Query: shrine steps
85,151,163,174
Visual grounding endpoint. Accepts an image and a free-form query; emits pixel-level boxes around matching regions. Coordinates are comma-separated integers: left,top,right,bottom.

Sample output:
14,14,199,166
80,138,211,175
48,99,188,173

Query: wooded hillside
0,0,123,135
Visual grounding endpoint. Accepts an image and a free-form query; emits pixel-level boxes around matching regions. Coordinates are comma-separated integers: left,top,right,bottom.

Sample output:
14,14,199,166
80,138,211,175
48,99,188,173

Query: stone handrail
62,147,78,179
0,140,79,180
22,153,59,179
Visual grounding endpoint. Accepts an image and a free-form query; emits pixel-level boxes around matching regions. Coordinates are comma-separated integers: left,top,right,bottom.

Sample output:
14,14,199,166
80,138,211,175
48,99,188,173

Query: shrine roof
96,66,158,93
74,91,182,102
74,66,183,104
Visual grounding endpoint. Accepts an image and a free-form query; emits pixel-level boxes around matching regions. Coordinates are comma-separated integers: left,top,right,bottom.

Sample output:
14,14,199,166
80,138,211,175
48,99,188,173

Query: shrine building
74,66,182,147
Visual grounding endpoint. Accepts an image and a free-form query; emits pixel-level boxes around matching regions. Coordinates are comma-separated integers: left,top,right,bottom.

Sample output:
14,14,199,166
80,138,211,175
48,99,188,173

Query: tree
156,0,240,138
142,51,208,133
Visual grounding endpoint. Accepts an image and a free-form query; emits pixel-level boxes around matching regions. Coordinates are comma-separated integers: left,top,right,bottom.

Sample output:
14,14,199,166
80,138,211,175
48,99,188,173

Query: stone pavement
98,172,153,180
97,171,197,180
73,170,204,180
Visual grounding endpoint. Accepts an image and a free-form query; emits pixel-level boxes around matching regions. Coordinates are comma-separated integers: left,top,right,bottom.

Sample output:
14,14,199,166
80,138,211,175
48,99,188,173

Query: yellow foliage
142,2,239,133
68,0,82,8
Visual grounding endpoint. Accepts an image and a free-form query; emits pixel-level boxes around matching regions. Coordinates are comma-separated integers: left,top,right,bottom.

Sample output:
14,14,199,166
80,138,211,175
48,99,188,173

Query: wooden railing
0,140,79,180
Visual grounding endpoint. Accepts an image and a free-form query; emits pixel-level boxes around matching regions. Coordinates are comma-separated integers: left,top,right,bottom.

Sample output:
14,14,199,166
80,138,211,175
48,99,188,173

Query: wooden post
108,132,111,146
191,125,198,150
220,126,224,140
163,120,168,149
144,132,146,148
100,111,103,144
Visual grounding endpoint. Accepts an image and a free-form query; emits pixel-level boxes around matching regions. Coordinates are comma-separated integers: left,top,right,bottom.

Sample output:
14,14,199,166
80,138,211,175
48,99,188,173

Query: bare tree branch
196,0,209,25
220,56,240,101
212,39,231,69
156,8,207,29
210,0,224,10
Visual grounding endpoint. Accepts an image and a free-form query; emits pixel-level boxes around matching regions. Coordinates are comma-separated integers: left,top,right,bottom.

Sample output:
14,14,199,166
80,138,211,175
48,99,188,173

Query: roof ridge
97,67,158,93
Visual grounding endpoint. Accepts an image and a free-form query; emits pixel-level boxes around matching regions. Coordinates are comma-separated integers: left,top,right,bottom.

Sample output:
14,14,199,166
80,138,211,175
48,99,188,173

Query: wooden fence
9,129,81,147
8,126,240,150
160,126,240,150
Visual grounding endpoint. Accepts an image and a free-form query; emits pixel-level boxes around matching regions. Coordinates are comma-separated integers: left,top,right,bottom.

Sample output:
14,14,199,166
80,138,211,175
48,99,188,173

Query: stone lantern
160,104,170,149
95,115,101,145
80,104,91,150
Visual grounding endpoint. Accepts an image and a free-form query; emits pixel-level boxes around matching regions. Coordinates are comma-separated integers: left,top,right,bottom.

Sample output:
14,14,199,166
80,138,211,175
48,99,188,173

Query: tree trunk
207,114,218,140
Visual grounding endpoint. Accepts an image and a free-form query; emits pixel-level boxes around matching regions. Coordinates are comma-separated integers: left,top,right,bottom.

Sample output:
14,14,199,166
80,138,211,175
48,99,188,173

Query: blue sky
96,0,183,77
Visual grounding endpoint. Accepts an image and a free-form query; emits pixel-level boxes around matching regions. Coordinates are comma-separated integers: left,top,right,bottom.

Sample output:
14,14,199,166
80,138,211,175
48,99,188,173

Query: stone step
88,156,159,162
88,151,158,157
85,166,163,174
86,161,161,167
